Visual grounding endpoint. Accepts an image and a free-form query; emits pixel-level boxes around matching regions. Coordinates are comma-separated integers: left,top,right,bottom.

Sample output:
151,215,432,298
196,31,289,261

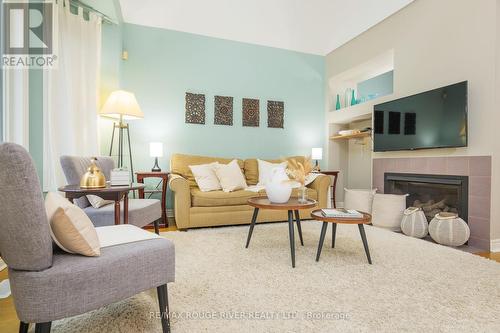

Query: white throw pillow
257,159,288,186
189,162,221,192
87,195,114,208
50,207,101,256
214,159,247,192
371,193,408,232
344,188,377,213
45,191,73,220
45,192,100,256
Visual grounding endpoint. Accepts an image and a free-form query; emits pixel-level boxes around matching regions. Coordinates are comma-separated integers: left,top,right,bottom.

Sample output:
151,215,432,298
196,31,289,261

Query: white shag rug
48,222,500,333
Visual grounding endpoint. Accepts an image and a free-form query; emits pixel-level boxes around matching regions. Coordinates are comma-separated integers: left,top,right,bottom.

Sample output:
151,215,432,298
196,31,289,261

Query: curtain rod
69,0,118,25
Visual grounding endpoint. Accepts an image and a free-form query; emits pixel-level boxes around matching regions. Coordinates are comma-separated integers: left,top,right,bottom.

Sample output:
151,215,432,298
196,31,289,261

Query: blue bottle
335,94,341,110
351,90,357,106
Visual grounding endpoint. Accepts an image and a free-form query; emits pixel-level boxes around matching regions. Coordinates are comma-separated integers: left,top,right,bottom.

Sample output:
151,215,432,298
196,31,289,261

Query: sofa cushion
244,156,305,185
191,188,260,207
191,187,318,207
171,153,244,187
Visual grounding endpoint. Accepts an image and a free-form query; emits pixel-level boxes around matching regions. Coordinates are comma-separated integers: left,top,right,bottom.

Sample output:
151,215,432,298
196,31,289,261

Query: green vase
351,90,357,106
335,94,341,110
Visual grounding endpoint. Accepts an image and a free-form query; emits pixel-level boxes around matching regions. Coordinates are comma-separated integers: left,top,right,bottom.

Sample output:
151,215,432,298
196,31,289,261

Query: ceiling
118,0,414,55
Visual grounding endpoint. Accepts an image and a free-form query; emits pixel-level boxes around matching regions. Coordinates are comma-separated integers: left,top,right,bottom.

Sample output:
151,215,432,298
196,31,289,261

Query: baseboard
490,239,500,252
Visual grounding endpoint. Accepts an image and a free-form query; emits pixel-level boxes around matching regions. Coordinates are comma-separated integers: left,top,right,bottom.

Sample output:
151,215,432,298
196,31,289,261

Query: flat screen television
373,81,468,152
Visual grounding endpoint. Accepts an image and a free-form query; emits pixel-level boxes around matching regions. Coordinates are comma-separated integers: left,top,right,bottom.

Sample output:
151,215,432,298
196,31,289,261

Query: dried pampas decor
284,157,318,202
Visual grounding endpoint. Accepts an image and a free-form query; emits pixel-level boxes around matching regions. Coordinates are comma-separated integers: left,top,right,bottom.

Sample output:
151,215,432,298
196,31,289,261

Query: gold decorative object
80,158,106,188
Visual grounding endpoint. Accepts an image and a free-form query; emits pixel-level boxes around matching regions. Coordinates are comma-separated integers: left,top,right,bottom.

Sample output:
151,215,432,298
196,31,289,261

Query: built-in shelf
330,132,371,141
327,94,394,124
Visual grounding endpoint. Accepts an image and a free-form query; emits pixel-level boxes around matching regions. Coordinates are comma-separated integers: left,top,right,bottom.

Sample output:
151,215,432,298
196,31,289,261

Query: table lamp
311,147,323,170
150,142,163,172
100,90,144,182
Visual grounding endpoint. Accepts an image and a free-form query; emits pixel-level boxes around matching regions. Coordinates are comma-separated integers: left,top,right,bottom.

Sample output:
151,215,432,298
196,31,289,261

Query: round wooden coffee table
310,209,373,264
246,197,317,268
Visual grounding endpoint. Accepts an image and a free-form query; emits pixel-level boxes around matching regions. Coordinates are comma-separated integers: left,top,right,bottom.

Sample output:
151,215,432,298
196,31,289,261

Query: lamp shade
311,147,323,160
100,90,144,119
150,142,163,158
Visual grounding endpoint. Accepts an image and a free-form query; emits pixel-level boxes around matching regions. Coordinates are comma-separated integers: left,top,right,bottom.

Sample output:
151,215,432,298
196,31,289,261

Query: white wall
325,0,500,241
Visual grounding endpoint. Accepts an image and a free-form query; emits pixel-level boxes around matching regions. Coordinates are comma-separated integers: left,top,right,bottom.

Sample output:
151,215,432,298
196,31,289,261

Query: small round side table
246,197,317,268
58,183,145,226
310,209,372,264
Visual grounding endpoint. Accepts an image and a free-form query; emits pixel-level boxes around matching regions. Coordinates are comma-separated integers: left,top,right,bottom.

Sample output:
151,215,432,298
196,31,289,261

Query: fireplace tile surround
373,156,492,250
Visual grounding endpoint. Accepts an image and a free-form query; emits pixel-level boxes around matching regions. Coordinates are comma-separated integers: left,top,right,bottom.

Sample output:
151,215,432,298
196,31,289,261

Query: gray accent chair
60,156,162,231
0,143,175,333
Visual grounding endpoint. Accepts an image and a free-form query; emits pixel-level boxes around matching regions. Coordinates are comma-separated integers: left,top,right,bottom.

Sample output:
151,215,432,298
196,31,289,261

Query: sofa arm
307,175,331,209
169,174,191,229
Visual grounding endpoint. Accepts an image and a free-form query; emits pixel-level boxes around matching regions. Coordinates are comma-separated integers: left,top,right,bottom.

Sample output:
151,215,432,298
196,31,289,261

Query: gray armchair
60,156,162,231
0,143,175,333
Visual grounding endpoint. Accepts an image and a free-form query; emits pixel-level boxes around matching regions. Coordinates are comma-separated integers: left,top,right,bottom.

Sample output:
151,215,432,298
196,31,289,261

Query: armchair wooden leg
35,322,51,333
157,284,171,333
19,321,29,333
154,219,160,235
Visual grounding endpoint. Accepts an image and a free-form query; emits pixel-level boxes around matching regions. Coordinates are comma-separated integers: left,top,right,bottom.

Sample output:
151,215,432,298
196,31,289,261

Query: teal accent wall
101,23,325,175
100,22,122,105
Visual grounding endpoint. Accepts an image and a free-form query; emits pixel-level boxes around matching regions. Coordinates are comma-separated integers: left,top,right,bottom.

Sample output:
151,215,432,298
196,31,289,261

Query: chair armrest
307,175,331,209
169,174,191,229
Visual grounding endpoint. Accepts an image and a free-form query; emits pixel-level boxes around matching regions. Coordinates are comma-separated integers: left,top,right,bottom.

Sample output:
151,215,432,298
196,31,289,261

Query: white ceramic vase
265,168,292,203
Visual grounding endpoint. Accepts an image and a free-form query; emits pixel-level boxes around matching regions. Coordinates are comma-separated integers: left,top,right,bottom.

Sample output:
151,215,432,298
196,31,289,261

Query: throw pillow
87,195,114,208
45,191,73,221
189,162,221,192
257,159,288,186
371,193,408,232
50,206,101,256
344,188,377,213
214,159,248,192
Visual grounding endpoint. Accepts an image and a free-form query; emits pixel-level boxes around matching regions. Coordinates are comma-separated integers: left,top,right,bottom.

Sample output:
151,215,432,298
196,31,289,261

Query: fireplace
384,173,468,222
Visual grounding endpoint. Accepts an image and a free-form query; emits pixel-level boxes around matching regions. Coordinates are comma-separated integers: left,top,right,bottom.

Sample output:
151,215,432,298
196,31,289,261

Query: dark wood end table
58,183,145,226
318,171,339,208
311,209,372,264
136,171,170,227
246,197,317,268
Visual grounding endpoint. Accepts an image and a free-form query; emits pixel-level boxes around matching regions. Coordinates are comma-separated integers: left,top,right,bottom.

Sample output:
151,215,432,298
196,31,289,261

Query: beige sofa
169,153,331,229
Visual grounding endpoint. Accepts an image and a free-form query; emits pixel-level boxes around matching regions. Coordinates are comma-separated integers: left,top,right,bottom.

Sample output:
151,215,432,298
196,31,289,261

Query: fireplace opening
384,173,468,222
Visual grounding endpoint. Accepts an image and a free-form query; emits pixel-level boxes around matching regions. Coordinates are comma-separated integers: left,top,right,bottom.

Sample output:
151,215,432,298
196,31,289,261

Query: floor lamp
100,90,144,186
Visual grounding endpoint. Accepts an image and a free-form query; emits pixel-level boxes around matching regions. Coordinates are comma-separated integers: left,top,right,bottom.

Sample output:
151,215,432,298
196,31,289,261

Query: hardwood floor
476,252,500,262
0,227,498,333
0,269,20,333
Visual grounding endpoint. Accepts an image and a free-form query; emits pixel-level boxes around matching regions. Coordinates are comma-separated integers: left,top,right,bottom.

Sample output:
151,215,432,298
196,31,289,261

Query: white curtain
43,1,102,191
